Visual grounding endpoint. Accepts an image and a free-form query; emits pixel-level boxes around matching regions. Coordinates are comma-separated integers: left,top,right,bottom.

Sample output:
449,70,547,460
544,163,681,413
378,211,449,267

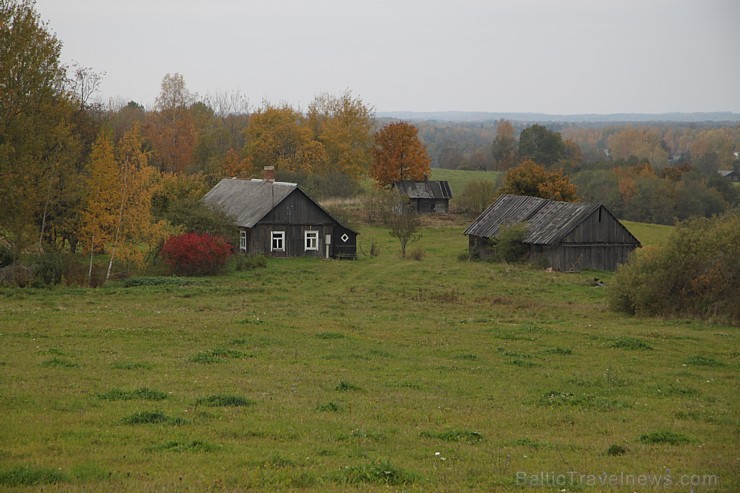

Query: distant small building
393,179,452,213
717,170,739,182
202,170,357,259
464,194,640,271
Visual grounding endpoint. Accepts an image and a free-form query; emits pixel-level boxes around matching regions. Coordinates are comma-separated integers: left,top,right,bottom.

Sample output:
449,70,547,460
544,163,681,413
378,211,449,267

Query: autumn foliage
162,233,233,276
610,213,740,322
371,122,431,187
500,160,578,202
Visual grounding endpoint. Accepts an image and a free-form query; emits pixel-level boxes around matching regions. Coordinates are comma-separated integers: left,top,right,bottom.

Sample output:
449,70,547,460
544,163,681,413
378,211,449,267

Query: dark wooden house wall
413,198,449,214
241,190,356,259
560,207,637,245
247,224,330,258
332,225,357,259
530,244,635,271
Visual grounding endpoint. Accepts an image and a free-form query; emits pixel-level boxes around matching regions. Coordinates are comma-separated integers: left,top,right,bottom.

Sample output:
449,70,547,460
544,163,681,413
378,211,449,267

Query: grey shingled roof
202,178,297,228
394,180,452,200
464,194,605,245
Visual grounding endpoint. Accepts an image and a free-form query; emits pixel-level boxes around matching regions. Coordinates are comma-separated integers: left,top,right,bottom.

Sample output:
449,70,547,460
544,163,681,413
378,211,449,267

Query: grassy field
0,218,737,491
430,168,501,197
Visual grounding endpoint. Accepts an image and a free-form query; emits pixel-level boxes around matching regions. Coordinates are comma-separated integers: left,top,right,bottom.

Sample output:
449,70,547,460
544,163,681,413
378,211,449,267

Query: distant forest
395,116,739,226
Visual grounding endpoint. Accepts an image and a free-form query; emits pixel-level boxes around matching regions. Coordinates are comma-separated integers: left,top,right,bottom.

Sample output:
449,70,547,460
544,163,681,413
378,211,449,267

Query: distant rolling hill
377,111,740,123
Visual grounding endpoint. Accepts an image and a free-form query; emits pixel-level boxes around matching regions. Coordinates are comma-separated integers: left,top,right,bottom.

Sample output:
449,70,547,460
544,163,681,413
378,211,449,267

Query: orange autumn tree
500,159,578,202
371,122,431,187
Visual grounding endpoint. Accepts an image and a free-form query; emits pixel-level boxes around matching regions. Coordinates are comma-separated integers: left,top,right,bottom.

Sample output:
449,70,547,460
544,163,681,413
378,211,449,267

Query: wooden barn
202,176,357,259
393,179,452,213
717,170,739,182
464,194,640,271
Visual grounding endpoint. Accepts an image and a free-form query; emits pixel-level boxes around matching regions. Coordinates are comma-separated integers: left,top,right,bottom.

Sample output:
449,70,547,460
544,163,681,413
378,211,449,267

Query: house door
325,234,331,259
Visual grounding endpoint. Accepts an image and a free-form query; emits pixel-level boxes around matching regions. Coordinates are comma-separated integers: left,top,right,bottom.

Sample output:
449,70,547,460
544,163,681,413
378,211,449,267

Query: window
271,231,285,252
305,230,319,251
239,230,247,252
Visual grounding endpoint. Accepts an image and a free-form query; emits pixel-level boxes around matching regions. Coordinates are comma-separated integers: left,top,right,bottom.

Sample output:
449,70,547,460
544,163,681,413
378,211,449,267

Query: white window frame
305,230,319,251
271,231,285,252
239,230,247,252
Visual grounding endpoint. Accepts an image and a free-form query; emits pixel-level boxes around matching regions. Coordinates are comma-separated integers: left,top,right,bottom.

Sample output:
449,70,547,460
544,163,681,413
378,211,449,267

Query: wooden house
202,176,357,259
464,194,640,271
393,179,452,213
717,170,739,182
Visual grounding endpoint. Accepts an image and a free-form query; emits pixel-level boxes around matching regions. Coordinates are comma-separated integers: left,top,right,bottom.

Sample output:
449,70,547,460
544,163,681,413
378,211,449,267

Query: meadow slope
0,221,736,491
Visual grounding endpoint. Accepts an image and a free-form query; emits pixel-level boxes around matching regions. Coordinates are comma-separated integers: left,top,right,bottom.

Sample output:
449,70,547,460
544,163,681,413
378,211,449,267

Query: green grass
431,168,501,197
621,220,673,247
0,217,736,491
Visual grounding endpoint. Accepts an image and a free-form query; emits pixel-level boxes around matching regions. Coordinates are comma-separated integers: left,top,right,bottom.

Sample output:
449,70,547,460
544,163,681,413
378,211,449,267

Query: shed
393,179,452,213
717,170,739,182
464,194,640,271
202,177,357,259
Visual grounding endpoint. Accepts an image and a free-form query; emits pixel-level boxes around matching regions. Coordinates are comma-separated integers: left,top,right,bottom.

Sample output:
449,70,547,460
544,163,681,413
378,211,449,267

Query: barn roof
394,180,453,200
464,194,635,245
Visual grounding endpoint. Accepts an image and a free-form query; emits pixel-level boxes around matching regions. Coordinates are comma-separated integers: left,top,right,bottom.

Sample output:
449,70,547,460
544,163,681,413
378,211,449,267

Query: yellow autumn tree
80,130,120,283
105,124,165,280
371,122,432,187
243,103,314,173
307,91,374,178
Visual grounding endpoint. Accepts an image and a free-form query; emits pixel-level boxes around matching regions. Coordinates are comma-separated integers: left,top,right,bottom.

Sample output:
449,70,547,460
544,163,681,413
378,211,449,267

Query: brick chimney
262,166,275,183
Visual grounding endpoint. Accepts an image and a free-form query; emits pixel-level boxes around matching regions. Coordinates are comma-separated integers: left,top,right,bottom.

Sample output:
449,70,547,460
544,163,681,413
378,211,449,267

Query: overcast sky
34,0,740,114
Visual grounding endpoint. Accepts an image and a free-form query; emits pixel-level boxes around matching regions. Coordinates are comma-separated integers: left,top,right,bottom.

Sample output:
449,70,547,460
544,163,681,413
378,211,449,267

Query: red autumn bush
162,233,233,276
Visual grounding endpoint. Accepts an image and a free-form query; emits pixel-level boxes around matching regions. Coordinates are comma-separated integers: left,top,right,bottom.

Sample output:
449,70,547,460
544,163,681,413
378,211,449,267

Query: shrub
610,213,740,322
639,430,691,445
0,466,67,487
408,246,425,261
33,249,65,286
0,244,12,268
610,337,653,350
456,179,498,215
420,429,483,444
195,395,254,407
161,233,232,276
493,222,529,263
607,444,627,456
335,461,419,486
235,254,267,271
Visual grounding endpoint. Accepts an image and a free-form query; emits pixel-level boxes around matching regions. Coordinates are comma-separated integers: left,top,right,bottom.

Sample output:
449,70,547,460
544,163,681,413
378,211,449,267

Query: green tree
0,0,78,261
456,179,499,214
518,124,565,168
383,192,421,258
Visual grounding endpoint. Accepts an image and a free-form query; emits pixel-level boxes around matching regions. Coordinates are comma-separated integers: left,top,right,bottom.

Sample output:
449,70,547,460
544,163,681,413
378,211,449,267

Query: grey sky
35,0,740,114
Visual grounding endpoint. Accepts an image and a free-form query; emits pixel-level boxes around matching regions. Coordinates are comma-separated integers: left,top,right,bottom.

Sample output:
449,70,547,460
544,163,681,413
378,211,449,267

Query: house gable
260,188,337,226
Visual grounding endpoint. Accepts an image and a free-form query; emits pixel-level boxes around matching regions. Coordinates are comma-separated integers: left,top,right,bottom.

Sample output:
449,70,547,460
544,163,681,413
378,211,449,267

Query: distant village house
717,170,739,182
393,178,453,213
